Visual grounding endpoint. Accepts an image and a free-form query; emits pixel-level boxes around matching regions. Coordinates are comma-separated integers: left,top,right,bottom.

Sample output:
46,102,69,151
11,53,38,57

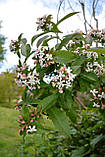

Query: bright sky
0,0,105,73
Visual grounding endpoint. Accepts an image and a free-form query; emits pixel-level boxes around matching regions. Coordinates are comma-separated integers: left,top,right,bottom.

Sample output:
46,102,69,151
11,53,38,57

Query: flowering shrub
10,12,105,138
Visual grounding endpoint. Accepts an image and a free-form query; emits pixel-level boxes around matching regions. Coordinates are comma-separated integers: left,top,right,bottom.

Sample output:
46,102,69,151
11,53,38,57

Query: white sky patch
0,0,105,73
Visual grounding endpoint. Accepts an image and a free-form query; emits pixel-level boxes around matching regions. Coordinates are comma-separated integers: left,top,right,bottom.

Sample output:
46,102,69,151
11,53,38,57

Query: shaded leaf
48,106,71,137
38,93,58,111
90,134,105,148
81,71,98,82
21,105,30,121
31,32,49,45
36,35,49,48
88,47,105,54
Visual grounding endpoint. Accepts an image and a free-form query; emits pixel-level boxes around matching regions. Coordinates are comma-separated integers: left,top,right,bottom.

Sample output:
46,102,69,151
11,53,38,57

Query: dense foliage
0,23,6,66
10,12,105,156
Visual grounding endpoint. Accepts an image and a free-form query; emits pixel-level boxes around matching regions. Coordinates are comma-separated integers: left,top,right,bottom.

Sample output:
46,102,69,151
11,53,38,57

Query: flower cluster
87,28,105,43
17,107,41,135
43,65,76,93
36,15,53,31
86,62,105,76
74,49,98,60
90,87,105,109
33,48,55,68
10,40,20,53
82,50,98,60
15,66,40,90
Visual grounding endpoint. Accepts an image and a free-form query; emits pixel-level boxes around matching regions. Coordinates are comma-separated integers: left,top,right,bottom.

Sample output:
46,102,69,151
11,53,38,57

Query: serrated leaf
38,93,58,111
55,50,76,64
36,35,49,48
48,106,71,137
56,12,79,26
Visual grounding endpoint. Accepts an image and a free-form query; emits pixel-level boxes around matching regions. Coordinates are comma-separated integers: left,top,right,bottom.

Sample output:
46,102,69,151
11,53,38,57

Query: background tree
0,70,24,107
0,21,6,67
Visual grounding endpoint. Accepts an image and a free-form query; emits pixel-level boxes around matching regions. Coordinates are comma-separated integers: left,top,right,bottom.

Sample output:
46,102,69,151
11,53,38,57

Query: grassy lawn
0,106,22,157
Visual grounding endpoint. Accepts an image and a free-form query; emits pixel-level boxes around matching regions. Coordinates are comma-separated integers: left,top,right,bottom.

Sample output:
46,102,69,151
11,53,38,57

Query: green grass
0,106,22,157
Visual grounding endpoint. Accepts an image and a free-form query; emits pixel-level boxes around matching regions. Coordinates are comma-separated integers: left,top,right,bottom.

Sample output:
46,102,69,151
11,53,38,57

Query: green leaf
56,12,79,26
71,65,81,75
51,22,62,33
21,44,27,56
36,35,49,48
72,55,86,66
31,32,49,45
48,106,71,137
26,44,31,56
18,33,23,42
21,105,30,121
90,134,105,148
71,146,87,157
81,71,98,82
67,107,77,123
55,50,76,64
42,36,59,47
57,33,84,50
21,44,31,57
38,93,58,112
88,47,105,54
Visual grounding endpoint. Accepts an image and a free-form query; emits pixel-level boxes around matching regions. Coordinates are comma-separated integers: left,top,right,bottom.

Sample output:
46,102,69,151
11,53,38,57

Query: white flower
90,89,98,97
27,126,37,133
93,102,100,108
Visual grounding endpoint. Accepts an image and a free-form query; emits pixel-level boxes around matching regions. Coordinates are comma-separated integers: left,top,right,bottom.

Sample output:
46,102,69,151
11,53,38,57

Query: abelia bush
10,12,105,137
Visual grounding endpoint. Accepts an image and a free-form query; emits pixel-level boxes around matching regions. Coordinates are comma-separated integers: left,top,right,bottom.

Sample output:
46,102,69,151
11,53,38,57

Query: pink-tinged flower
37,116,40,119
99,88,102,91
21,120,26,124
38,86,40,89
21,127,24,131
22,73,26,78
16,99,18,103
34,60,38,64
85,44,88,49
26,126,28,129
18,129,21,134
18,115,23,119
46,63,49,67
94,96,97,99
102,104,105,109
31,113,34,116
30,119,34,122
17,119,21,122
59,88,63,93
35,107,37,110
89,98,94,101
15,107,19,110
